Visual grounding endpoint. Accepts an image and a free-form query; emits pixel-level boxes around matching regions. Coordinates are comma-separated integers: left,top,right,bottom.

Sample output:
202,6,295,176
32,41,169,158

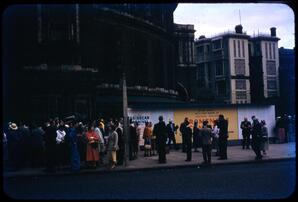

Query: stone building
3,4,180,122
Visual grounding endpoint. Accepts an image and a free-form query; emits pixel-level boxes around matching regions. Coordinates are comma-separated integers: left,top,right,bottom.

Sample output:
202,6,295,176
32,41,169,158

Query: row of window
233,39,245,58
265,42,276,60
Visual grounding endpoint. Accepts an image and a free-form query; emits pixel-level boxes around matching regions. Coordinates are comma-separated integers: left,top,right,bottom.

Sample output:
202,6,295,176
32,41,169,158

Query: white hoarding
127,108,174,146
237,105,276,139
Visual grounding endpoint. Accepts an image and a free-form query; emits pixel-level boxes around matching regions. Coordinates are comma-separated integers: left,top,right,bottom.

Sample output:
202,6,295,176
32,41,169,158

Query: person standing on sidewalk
200,120,212,166
251,116,263,160
86,125,100,168
143,122,153,157
260,120,269,155
179,117,189,152
94,121,105,166
166,119,177,150
185,121,193,161
66,122,80,171
44,119,57,173
193,120,200,152
153,116,168,164
241,117,252,149
106,124,119,169
150,121,157,156
211,120,220,156
217,115,228,160
115,120,124,165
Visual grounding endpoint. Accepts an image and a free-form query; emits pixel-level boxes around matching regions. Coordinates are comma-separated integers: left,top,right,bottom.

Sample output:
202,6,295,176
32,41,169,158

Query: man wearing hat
6,123,22,170
153,116,168,164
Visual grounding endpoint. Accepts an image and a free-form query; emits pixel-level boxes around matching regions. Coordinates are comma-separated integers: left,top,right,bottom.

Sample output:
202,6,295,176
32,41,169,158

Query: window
237,40,241,57
197,46,204,61
267,80,277,90
216,81,226,96
213,39,222,50
268,91,277,97
207,63,212,80
272,43,276,59
265,42,268,59
236,91,247,99
215,61,224,76
242,40,245,57
233,40,236,57
269,43,272,59
234,59,245,75
206,45,210,53
266,61,276,75
235,80,246,90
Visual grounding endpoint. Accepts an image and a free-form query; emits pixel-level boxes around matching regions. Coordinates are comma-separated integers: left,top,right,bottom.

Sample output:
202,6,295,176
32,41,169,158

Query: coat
67,127,80,170
107,131,119,151
86,130,100,161
153,121,167,150
218,119,228,139
201,126,212,145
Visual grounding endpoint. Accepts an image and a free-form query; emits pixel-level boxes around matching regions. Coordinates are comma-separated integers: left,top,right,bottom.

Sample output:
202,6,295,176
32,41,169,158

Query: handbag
145,144,151,149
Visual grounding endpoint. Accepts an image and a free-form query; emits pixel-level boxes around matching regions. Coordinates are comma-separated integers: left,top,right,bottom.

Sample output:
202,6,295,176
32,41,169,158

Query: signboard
127,108,174,146
174,108,239,142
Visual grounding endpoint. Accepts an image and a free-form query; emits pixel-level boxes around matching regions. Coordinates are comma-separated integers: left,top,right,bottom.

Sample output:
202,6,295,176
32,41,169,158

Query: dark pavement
3,159,296,199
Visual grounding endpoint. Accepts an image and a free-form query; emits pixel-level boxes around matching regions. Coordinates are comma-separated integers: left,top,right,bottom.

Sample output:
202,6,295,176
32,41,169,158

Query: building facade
249,27,280,103
194,25,280,105
174,23,197,101
3,4,179,122
195,25,251,104
277,47,295,116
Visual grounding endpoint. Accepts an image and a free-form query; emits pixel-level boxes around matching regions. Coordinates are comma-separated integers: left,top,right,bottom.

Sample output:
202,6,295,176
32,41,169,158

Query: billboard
173,108,239,143
127,105,276,145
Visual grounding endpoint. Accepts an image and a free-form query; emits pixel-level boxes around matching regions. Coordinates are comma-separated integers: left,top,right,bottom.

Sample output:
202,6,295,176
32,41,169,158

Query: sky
174,3,295,49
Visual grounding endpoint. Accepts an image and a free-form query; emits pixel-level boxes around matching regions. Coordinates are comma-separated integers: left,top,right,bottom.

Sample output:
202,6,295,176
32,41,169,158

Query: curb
3,157,295,179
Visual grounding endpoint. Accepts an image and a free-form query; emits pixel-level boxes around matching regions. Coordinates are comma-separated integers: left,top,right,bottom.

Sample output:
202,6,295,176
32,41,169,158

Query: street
3,159,295,199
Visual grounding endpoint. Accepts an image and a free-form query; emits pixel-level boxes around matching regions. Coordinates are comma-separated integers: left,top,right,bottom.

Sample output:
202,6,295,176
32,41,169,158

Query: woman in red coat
86,125,100,168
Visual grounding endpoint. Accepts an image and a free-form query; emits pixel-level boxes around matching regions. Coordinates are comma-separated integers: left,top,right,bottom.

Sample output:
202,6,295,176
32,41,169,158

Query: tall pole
122,72,129,166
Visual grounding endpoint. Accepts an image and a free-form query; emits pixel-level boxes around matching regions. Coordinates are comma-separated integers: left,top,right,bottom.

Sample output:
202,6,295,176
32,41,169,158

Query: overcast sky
174,3,295,49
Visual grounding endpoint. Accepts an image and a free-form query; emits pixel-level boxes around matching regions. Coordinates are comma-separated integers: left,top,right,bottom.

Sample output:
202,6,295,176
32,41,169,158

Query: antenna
239,9,241,25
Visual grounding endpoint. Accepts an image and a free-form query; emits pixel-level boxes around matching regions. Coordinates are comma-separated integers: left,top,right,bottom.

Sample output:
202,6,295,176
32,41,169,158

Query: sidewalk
3,142,296,178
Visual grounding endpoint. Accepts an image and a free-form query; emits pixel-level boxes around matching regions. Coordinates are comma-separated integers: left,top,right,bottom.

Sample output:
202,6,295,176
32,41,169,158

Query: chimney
270,27,276,37
235,25,243,34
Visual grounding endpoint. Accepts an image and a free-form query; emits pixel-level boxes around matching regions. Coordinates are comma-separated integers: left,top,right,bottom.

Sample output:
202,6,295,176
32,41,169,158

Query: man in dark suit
44,119,57,172
251,116,263,160
179,117,189,152
166,119,178,150
240,117,251,149
185,122,193,161
153,116,167,164
217,114,228,160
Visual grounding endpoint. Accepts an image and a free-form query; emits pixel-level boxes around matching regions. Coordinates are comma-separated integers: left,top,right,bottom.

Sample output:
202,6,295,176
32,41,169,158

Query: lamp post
122,72,129,166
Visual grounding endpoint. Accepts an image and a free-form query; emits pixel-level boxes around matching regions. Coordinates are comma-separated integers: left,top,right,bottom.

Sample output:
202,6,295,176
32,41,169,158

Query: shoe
218,157,227,160
185,159,191,162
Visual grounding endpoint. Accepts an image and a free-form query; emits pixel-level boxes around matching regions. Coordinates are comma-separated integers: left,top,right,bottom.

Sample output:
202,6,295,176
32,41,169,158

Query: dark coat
166,123,175,137
153,121,167,149
240,120,251,135
251,120,262,142
184,126,192,145
218,119,228,139
31,127,45,149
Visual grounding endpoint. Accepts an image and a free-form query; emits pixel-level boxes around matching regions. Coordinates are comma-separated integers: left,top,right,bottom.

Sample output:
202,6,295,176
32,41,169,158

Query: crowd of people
3,113,294,172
